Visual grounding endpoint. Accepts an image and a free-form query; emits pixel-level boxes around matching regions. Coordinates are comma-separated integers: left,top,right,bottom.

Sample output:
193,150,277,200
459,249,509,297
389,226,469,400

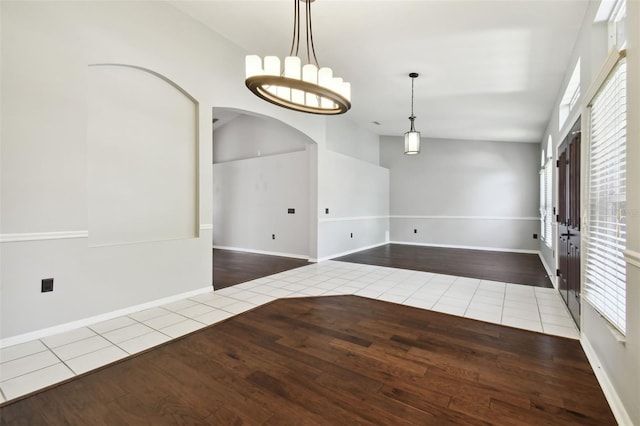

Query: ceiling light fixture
404,72,421,155
245,0,351,115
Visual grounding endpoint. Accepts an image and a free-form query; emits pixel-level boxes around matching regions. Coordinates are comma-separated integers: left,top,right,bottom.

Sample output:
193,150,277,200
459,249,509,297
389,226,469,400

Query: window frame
583,50,627,336
539,137,553,247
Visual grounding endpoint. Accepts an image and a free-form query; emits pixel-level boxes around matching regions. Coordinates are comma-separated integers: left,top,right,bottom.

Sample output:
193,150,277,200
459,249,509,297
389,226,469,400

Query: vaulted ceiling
171,0,589,143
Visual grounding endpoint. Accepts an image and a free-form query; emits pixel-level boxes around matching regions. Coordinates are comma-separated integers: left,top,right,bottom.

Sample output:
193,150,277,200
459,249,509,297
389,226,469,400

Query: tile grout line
533,288,545,333
32,338,75,380
101,315,172,356
499,283,507,324
426,275,456,310
462,280,482,317
0,263,574,405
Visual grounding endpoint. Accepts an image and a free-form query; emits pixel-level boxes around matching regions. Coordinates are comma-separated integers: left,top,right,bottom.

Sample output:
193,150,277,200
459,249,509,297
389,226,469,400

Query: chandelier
404,72,421,155
245,0,351,115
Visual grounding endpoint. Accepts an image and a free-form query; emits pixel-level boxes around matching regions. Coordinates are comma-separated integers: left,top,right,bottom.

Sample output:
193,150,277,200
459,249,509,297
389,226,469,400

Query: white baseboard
389,241,539,254
537,251,557,288
213,245,310,260
0,286,213,348
580,334,634,426
312,241,389,262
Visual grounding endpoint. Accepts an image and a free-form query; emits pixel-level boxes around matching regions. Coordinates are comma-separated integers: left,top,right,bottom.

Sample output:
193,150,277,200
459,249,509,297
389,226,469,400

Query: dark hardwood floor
213,249,309,290
335,244,553,288
0,296,614,425
214,244,552,291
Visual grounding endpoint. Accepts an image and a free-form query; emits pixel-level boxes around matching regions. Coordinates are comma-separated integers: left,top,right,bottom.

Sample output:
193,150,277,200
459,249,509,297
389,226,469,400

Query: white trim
212,245,310,260
0,286,213,348
319,216,388,223
0,227,214,243
623,249,640,269
390,240,539,254
318,215,541,223
580,334,634,426
390,215,539,221
312,241,388,262
538,251,557,288
585,49,626,107
0,231,89,243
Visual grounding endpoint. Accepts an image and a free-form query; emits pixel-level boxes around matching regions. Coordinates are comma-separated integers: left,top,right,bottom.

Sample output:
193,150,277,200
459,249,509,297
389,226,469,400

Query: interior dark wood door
557,119,581,327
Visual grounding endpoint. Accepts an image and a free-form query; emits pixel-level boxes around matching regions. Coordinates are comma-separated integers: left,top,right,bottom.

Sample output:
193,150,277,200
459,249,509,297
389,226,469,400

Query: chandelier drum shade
404,72,421,155
245,0,351,115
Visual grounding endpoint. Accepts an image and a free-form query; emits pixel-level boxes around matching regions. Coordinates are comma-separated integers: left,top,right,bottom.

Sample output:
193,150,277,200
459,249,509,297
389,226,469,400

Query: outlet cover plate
41,278,54,293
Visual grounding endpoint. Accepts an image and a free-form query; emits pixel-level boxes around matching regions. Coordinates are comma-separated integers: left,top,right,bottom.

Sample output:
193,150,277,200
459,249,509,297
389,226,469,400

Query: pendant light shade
245,0,351,115
404,128,421,155
404,73,421,155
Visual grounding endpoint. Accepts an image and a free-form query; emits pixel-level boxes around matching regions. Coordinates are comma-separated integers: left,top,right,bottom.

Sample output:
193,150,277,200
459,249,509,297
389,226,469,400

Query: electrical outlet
325,208,329,214
41,278,54,293
414,229,417,234
533,233,538,239
272,234,275,240
350,233,353,238
288,208,295,214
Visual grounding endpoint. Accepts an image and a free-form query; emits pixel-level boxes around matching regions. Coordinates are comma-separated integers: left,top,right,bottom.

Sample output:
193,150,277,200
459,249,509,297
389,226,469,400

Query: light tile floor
0,260,579,404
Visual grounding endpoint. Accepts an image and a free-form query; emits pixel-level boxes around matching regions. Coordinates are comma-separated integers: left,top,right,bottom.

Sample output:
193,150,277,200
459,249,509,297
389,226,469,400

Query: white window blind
584,57,627,335
540,170,545,240
544,158,553,247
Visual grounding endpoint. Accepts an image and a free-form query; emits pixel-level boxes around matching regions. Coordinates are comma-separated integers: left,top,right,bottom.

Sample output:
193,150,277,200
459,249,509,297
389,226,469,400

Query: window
539,151,545,240
540,137,553,247
596,0,627,52
584,55,627,335
559,59,581,131
544,141,553,247
611,1,626,51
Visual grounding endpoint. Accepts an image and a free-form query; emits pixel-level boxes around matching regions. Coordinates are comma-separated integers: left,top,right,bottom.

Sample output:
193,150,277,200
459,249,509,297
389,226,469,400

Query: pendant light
245,0,351,115
404,72,421,155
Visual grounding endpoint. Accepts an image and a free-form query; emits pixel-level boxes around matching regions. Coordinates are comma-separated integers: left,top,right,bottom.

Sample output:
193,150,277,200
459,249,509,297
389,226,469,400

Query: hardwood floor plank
334,244,553,287
0,296,614,425
213,249,308,290
379,385,488,426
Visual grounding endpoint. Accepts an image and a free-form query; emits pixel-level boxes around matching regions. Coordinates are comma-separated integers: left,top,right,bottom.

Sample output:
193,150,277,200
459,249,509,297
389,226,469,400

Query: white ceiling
171,0,589,143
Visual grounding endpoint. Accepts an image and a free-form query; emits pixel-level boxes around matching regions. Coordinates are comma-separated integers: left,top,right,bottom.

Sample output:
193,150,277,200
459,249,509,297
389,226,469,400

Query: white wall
325,115,380,164
315,117,389,260
213,112,307,164
0,0,327,342
317,150,389,260
213,150,311,258
625,3,640,421
212,112,313,259
538,3,609,283
87,65,198,247
380,136,540,252
538,1,640,423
